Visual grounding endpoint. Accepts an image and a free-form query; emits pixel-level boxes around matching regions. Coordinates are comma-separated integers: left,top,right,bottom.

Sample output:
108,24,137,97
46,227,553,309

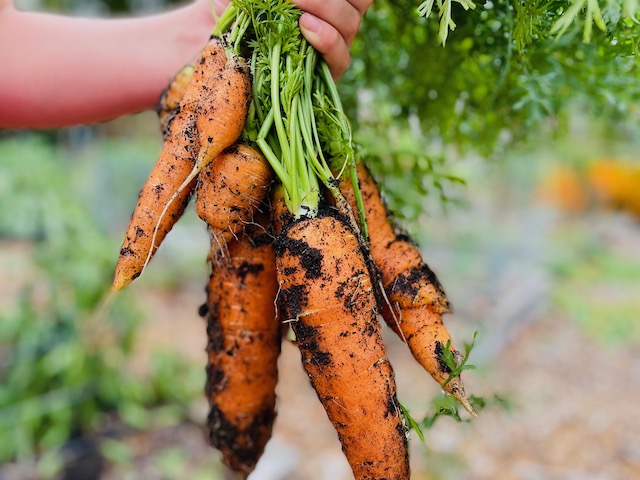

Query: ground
89,278,639,480
2,156,639,479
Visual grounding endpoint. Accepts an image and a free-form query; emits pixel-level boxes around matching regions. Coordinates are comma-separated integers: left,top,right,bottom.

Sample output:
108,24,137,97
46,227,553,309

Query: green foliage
399,402,426,441
101,439,135,466
399,331,490,440
548,224,640,344
550,0,607,42
418,0,477,45
401,393,511,440
440,331,477,388
225,0,359,220
0,138,202,465
355,106,466,225
416,0,640,47
154,447,189,480
340,0,640,228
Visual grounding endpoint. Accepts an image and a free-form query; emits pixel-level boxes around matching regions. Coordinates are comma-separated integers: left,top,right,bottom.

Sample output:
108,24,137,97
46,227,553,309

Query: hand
195,0,372,80
295,0,373,80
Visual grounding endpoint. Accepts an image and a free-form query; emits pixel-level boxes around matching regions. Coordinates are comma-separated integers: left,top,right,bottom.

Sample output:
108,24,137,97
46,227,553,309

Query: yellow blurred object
536,159,640,219
535,165,590,214
588,159,640,218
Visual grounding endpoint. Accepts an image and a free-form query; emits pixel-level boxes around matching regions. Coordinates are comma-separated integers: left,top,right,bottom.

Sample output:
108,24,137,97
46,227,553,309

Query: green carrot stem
318,63,368,240
257,138,290,185
212,4,237,37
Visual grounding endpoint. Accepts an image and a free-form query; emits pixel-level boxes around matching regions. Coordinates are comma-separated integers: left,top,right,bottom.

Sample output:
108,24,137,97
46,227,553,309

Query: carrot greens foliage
440,331,477,389
215,0,366,235
339,0,640,226
418,0,477,45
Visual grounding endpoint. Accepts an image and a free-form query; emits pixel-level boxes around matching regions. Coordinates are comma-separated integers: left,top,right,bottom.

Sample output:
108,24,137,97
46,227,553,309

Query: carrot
202,214,280,477
270,183,293,237
112,37,250,291
156,64,194,139
274,211,410,480
340,163,475,415
112,93,198,291
195,143,273,261
148,41,252,269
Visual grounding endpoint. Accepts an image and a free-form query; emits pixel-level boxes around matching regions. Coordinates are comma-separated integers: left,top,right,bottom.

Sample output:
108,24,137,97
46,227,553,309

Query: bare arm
0,0,372,129
0,0,219,128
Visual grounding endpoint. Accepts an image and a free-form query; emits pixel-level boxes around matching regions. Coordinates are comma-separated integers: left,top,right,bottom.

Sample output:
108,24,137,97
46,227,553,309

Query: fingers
295,0,373,80
206,0,372,80
348,0,375,15
299,13,351,80
294,0,363,46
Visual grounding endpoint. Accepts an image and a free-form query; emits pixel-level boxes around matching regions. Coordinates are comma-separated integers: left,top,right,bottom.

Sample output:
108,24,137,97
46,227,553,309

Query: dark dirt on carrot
274,211,410,479
204,218,280,476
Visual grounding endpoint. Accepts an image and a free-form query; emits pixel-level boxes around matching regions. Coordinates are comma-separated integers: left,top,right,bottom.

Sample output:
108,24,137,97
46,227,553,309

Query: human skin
0,0,373,128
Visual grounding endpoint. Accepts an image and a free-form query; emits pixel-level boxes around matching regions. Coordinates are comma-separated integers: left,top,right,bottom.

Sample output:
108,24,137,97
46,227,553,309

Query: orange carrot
195,143,273,261
203,215,280,476
112,97,198,291
112,37,250,291
269,183,293,237
148,41,252,269
386,304,459,385
340,163,474,415
156,64,194,139
274,212,410,479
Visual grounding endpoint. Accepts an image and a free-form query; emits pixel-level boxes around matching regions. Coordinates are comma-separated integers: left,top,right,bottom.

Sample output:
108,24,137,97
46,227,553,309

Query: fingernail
300,13,321,33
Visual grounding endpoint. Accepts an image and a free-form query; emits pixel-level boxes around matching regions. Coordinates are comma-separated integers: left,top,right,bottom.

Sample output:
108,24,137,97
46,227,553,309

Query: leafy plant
418,0,477,45
341,0,640,230
399,330,487,440
401,393,512,441
440,330,477,389
0,138,202,467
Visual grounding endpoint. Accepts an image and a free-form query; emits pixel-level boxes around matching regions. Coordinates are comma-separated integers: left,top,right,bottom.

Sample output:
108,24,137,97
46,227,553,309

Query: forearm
0,4,212,128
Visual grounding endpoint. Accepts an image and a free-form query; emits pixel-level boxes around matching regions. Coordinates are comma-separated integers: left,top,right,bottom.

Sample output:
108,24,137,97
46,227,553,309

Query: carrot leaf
399,402,425,441
224,0,363,222
418,0,477,45
421,395,466,429
440,330,477,389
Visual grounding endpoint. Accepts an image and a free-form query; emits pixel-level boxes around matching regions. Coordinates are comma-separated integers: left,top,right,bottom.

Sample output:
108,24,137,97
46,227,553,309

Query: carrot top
215,1,367,235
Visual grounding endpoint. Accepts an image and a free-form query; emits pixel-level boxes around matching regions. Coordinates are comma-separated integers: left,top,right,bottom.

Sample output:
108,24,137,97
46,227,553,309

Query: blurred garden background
1,0,640,479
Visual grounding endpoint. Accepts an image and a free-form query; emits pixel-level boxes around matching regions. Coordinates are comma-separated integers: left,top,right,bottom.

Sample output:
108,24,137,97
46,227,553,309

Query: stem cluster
217,0,367,236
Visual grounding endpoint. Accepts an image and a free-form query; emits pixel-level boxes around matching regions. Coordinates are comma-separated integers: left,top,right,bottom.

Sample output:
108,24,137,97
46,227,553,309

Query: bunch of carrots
111,1,475,478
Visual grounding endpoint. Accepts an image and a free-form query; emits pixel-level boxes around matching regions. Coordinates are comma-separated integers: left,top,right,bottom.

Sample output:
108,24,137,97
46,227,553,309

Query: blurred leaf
421,394,467,429
100,439,134,466
35,449,65,480
0,137,197,463
154,447,188,480
120,402,151,430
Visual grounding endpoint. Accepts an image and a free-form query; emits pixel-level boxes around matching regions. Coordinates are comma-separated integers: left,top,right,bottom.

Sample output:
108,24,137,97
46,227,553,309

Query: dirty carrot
195,143,273,260
270,183,293,237
112,91,198,291
340,162,475,415
112,36,249,291
202,213,280,477
218,3,409,473
144,37,252,271
274,212,410,479
156,63,194,138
